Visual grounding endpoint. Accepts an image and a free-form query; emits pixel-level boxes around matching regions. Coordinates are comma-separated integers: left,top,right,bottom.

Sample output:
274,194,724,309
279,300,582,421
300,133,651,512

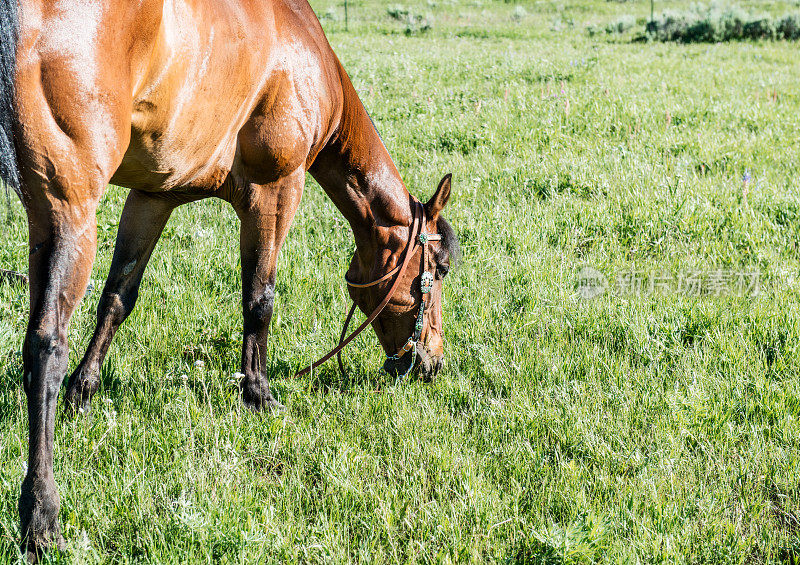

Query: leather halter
296,201,441,378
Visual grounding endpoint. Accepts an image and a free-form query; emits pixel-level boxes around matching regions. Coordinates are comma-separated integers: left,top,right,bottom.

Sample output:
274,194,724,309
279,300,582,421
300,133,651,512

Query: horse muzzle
382,341,443,381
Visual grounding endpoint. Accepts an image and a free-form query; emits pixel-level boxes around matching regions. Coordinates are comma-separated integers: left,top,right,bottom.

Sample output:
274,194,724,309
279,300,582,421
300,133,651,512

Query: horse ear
425,174,452,220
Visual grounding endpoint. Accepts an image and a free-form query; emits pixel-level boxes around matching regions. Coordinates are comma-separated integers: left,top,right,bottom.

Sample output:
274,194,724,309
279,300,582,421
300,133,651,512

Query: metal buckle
419,233,429,244
420,271,434,294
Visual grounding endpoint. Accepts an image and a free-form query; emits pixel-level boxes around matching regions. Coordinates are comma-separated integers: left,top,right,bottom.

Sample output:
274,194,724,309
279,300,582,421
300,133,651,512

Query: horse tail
0,0,21,198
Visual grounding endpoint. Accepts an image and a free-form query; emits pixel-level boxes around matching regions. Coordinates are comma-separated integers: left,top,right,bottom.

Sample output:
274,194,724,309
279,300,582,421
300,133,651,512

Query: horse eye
436,264,450,279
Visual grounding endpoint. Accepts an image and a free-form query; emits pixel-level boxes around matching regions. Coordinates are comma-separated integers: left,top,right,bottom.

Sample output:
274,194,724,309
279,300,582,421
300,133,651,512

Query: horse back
15,0,344,199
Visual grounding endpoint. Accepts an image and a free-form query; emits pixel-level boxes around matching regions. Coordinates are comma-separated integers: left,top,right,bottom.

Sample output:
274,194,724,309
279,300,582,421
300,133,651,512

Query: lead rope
386,299,425,384
336,303,357,378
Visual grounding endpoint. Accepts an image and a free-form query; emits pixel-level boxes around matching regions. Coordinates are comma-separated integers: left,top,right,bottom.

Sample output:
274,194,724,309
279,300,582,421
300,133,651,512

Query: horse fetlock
64,367,100,416
19,476,64,560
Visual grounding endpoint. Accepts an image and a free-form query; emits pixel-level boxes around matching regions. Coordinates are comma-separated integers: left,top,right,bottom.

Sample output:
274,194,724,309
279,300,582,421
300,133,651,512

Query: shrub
386,4,409,20
646,5,800,42
511,6,528,21
777,14,800,39
386,4,432,34
742,18,776,40
606,15,636,34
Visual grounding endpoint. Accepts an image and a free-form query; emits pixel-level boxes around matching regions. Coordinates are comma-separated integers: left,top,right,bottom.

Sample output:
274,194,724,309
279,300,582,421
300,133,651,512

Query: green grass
2,0,800,562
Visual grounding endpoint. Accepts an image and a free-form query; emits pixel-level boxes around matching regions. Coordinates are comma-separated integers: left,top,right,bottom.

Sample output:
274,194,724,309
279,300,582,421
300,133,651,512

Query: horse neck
309,66,415,272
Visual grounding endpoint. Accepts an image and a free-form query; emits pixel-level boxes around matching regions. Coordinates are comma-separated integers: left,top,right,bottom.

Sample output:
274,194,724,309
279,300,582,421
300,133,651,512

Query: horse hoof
265,398,286,414
243,397,286,414
19,478,64,563
23,533,65,564
63,390,92,418
64,370,99,417
242,394,285,414
240,376,284,413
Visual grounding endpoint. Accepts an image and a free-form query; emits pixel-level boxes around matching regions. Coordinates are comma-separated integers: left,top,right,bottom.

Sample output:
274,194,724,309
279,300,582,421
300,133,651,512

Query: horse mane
437,216,461,270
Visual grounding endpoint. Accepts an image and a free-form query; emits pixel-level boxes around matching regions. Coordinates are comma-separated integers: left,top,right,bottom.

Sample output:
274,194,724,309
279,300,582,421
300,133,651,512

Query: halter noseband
295,201,441,379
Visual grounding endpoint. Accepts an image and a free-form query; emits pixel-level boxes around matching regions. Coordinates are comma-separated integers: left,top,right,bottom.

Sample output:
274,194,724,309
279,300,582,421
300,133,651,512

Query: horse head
346,174,459,381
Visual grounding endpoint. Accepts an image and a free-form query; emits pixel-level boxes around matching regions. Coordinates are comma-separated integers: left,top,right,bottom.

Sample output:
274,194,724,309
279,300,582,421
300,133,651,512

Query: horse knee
25,330,64,359
22,330,67,393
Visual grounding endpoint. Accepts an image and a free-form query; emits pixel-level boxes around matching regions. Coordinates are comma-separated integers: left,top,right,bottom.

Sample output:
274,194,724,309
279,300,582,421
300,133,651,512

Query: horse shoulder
233,35,343,185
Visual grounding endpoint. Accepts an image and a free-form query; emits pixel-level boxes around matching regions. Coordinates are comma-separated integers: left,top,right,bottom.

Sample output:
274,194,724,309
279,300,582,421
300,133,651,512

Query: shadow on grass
28,353,406,418
94,363,125,400
508,541,569,565
262,356,393,395
302,363,396,395
0,347,132,424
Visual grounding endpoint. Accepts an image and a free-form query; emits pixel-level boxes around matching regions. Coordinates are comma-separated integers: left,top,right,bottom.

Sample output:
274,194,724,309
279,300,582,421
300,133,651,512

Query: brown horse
0,0,458,558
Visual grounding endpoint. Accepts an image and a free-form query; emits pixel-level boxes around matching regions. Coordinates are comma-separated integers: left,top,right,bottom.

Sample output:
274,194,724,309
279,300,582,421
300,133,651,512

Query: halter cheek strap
295,201,440,378
383,223,440,381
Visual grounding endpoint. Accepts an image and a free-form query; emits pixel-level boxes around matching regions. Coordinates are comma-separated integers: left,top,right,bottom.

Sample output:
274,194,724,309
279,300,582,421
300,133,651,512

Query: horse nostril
415,345,443,382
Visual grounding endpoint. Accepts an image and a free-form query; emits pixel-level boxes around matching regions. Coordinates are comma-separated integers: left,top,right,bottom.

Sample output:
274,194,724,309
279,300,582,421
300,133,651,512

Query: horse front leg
231,170,304,412
65,190,180,415
20,200,99,559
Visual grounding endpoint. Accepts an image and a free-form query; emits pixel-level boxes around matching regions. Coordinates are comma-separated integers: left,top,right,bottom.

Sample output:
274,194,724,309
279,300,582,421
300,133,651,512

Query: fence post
344,0,348,31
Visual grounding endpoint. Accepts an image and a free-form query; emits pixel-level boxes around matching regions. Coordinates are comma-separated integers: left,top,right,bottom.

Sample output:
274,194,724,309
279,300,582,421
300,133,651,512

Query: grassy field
2,0,800,562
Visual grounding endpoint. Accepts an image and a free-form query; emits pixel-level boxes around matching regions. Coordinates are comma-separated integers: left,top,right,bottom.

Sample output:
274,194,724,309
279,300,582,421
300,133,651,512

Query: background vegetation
1,0,800,562
643,4,800,42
